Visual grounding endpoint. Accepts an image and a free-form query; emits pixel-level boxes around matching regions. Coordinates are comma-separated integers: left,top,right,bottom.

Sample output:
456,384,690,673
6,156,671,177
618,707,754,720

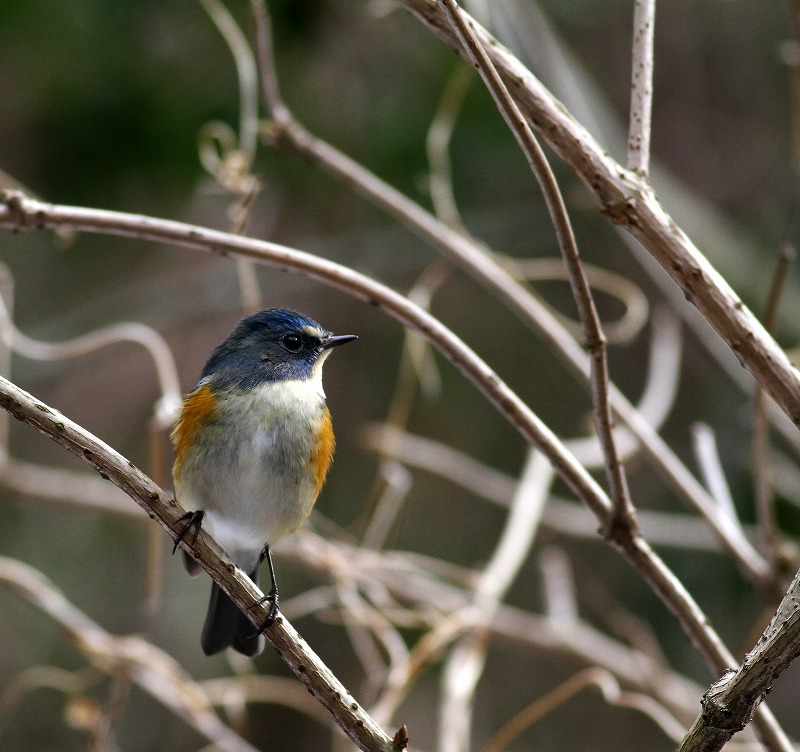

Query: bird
171,307,356,656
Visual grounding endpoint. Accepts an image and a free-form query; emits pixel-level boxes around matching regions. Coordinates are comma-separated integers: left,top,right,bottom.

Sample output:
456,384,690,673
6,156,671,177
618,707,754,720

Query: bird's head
201,308,357,389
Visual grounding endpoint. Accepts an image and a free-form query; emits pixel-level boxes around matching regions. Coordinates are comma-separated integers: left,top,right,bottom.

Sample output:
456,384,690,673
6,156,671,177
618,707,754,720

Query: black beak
321,333,358,350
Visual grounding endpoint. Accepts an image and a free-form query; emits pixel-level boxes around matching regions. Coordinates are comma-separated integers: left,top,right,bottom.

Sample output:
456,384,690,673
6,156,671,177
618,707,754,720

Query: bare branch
251,0,291,124
690,423,741,529
0,194,789,750
255,39,771,587
439,0,635,531
627,0,656,176
395,0,800,444
0,292,182,428
199,0,259,159
0,375,395,752
426,63,473,229
0,193,612,522
678,562,800,752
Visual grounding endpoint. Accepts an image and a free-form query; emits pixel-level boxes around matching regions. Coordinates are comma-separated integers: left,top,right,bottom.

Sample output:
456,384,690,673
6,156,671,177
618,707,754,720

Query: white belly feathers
175,377,327,571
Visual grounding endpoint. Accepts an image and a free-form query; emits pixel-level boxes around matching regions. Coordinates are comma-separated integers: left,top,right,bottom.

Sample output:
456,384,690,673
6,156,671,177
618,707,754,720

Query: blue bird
172,308,356,656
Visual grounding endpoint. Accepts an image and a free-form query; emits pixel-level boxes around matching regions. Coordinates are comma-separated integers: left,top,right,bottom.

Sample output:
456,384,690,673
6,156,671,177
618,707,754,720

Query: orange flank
172,381,217,478
311,407,335,497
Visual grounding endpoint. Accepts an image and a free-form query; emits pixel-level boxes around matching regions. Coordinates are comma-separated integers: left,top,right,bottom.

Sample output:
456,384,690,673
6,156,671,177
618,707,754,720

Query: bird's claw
248,586,280,636
172,510,204,555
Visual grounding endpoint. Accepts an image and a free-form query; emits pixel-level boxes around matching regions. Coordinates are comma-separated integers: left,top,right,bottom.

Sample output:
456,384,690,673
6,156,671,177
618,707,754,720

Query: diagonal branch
0,193,790,751
677,565,800,752
0,374,396,752
0,192,610,521
439,0,635,533
250,3,771,587
395,0,800,441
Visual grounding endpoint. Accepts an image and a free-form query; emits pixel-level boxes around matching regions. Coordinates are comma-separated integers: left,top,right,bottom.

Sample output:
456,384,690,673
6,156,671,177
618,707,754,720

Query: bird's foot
172,510,205,555
249,586,280,635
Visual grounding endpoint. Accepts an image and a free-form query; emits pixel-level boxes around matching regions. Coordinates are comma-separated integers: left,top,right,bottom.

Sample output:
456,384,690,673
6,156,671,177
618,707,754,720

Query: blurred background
0,0,799,750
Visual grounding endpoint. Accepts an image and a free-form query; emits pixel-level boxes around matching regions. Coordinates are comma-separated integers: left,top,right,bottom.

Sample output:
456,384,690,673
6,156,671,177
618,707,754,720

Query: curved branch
0,193,610,520
0,374,395,752
396,0,800,439
258,80,771,590
0,194,790,750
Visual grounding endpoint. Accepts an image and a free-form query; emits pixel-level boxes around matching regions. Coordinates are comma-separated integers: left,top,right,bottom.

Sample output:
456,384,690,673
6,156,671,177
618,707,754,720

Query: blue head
200,308,357,390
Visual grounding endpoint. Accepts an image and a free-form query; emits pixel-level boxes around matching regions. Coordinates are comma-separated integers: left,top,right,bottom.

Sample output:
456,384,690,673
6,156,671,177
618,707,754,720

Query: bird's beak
321,333,358,350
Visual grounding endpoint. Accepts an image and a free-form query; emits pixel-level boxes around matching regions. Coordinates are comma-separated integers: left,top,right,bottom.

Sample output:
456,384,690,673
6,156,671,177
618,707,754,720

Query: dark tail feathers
201,568,265,657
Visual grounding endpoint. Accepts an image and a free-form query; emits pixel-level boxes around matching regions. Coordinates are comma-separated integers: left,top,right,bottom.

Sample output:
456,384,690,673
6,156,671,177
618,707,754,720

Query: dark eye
282,333,302,352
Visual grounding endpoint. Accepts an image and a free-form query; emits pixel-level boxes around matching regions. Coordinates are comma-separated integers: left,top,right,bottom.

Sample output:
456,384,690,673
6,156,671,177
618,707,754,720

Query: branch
0,192,611,522
678,564,800,752
439,0,635,533
253,29,771,587
0,373,396,752
627,0,656,176
395,0,800,444
0,194,790,750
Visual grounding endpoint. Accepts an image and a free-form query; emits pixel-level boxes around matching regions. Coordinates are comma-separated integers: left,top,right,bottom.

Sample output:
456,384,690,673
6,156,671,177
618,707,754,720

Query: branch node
600,197,638,227
392,724,409,750
600,505,640,546
700,669,756,733
2,190,31,231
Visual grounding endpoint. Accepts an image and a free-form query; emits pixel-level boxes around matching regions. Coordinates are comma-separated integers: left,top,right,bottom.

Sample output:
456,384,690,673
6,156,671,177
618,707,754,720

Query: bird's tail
201,567,265,657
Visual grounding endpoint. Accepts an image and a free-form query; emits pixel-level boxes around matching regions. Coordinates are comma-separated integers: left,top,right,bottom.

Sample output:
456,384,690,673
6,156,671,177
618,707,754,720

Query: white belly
175,379,326,571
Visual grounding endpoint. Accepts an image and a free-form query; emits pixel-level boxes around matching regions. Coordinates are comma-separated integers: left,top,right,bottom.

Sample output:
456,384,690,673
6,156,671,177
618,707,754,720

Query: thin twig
251,9,771,586
539,547,578,625
753,244,795,576
0,374,396,752
199,0,259,159
395,0,800,442
251,0,291,124
0,293,182,428
690,423,740,528
426,62,472,229
481,668,690,752
0,195,789,750
627,0,656,176
438,0,635,532
505,256,650,344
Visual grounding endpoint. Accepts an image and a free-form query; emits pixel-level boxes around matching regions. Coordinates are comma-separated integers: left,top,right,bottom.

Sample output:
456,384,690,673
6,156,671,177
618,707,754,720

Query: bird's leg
249,545,280,631
171,510,205,555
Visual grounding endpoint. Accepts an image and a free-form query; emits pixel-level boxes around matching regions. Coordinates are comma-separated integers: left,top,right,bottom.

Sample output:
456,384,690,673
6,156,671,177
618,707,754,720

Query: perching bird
171,308,356,656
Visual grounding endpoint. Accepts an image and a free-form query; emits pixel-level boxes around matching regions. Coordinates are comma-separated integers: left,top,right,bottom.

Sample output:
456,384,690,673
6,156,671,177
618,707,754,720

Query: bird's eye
282,333,302,352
